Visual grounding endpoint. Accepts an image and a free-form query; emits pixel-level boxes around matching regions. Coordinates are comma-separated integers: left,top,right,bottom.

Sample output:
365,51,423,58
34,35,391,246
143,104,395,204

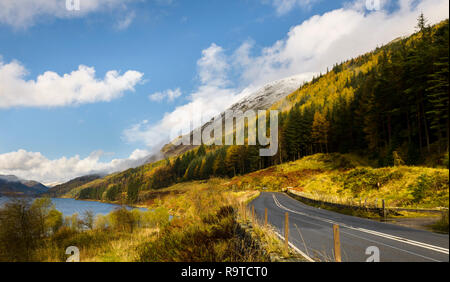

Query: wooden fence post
382,199,386,219
333,225,342,262
285,212,289,252
264,208,268,227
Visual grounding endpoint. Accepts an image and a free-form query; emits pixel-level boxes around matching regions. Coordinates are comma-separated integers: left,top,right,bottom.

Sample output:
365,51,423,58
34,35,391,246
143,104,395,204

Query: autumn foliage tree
311,111,330,153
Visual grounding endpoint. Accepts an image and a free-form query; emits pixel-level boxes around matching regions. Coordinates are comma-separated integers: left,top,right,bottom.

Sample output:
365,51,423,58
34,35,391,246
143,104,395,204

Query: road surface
250,192,449,262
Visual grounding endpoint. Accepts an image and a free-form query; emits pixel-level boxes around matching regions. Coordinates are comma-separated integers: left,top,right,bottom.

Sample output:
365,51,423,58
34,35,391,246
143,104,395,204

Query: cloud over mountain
123,0,449,148
0,149,150,184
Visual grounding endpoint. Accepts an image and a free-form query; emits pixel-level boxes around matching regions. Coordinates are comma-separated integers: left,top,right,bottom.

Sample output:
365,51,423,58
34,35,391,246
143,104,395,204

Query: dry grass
228,153,449,209
33,178,291,262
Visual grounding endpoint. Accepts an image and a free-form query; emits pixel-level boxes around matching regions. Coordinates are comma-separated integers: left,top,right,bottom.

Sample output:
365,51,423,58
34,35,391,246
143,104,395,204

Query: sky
0,0,448,184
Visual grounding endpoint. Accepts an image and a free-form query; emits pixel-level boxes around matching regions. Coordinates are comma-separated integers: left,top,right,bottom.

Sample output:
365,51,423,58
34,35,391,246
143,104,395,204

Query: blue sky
0,0,448,184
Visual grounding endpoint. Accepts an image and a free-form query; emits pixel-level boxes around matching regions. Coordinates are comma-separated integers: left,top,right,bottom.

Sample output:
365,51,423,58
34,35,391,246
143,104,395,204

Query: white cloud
269,0,319,15
123,43,252,147
115,11,136,30
0,0,139,29
149,88,182,102
197,43,230,86
0,148,150,185
0,58,143,108
237,0,449,87
124,0,449,149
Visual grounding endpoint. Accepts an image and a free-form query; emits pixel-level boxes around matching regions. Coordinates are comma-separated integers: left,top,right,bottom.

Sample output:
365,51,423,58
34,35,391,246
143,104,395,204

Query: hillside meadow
228,153,449,209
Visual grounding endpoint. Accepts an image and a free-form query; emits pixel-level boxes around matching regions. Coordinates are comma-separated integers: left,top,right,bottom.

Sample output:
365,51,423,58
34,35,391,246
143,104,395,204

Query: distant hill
0,175,48,196
43,174,103,198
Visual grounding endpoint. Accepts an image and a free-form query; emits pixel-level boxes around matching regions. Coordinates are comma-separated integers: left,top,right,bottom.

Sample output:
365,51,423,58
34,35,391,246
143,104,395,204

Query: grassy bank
226,153,448,233
228,153,449,209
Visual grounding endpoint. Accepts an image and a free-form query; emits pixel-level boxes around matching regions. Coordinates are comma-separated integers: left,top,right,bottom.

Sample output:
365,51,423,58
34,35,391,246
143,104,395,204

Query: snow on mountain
158,74,305,158
227,74,304,112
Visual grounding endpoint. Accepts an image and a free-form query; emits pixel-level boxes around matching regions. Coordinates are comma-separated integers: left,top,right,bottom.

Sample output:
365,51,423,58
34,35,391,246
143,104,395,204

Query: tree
200,153,215,179
45,209,63,234
311,111,330,153
173,156,183,179
81,210,95,230
213,147,227,176
150,165,175,189
283,108,302,160
109,207,136,233
196,144,206,157
31,197,53,237
225,146,241,176
416,13,428,32
0,199,41,261
127,177,140,204
427,57,449,152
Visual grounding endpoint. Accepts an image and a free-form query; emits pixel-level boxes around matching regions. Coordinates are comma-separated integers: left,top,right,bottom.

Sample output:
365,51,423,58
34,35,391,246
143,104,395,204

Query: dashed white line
272,194,449,256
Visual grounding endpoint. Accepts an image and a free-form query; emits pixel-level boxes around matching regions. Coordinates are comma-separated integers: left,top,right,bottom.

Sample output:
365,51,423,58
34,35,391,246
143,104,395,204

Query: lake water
0,197,146,216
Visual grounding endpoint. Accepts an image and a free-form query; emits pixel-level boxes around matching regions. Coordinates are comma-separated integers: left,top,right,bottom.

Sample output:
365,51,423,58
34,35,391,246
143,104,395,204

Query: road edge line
273,230,315,262
273,193,449,255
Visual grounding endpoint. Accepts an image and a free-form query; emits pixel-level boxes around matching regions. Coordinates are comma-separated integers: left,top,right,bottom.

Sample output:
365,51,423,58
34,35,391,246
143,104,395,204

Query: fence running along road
250,192,449,262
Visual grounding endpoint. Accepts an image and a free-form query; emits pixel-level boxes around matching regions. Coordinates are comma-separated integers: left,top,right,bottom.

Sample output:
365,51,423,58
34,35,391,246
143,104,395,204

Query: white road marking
340,229,441,262
272,194,449,256
272,231,315,262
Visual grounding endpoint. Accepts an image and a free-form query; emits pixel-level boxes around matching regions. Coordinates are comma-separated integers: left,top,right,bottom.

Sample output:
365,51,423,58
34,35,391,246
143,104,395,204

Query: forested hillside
274,16,449,167
43,175,103,198
67,17,449,204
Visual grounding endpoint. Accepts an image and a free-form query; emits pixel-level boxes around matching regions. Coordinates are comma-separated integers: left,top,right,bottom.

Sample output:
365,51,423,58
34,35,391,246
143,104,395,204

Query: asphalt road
250,192,449,262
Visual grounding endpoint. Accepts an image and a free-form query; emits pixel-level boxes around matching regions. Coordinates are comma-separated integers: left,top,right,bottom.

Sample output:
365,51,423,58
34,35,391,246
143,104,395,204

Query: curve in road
250,192,449,262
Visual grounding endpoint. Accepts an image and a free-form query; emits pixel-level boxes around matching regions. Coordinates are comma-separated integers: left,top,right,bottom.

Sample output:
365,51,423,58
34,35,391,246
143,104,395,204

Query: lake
0,197,146,216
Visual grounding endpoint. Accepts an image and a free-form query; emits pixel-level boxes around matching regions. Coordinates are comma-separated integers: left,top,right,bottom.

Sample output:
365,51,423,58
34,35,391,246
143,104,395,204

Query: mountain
227,75,306,112
43,174,103,198
0,175,48,196
159,74,305,159
59,19,449,203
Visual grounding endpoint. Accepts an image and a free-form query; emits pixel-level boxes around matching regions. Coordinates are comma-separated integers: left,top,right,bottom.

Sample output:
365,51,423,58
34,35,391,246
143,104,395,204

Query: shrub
93,214,110,231
65,213,83,231
409,174,429,203
136,206,266,262
408,173,449,206
342,168,403,196
141,207,170,229
431,211,449,233
393,151,405,166
109,207,136,233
